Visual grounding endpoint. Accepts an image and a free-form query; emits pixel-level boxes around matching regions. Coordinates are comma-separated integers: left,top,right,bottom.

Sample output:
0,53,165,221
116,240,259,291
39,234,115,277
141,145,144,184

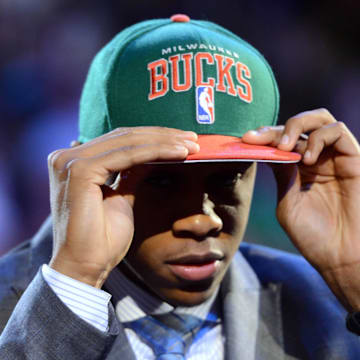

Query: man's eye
208,172,241,189
145,174,176,188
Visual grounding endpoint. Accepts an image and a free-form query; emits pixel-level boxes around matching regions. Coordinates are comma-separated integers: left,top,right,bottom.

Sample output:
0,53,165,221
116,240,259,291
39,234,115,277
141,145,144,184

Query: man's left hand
242,108,360,312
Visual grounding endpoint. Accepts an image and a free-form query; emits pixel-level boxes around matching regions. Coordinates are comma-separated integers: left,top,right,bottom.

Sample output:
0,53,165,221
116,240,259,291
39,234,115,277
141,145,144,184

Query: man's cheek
214,205,243,235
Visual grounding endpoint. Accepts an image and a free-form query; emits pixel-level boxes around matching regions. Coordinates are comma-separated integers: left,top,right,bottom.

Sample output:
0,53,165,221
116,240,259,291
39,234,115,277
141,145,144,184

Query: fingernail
258,127,270,133
280,134,289,145
179,131,198,140
173,145,189,155
184,140,200,152
174,144,187,150
248,130,259,136
304,150,311,159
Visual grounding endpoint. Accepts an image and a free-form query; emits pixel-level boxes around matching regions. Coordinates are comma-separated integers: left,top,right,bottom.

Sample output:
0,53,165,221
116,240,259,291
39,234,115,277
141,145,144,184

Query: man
1,14,360,359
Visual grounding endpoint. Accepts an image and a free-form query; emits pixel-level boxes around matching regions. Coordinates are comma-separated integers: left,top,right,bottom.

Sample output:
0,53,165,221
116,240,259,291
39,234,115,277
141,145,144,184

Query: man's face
119,162,256,306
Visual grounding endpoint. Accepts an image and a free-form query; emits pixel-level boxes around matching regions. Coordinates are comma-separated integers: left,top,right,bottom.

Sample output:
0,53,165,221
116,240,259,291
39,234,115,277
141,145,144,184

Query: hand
242,109,360,311
48,127,199,288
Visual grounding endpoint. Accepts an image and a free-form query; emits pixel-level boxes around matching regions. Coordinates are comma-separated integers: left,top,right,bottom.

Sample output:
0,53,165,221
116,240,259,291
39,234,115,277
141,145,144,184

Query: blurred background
1,0,360,256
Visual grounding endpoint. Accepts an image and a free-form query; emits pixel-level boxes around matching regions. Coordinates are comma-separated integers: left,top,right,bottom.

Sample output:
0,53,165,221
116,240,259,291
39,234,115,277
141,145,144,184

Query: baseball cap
79,14,300,163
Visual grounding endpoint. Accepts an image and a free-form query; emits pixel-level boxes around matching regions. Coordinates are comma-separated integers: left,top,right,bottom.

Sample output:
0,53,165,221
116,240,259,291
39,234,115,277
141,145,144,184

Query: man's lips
166,253,224,281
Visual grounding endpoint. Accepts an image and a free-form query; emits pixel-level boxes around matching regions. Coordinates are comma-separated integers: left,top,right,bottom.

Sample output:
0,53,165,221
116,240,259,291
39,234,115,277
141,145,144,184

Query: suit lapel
221,252,285,360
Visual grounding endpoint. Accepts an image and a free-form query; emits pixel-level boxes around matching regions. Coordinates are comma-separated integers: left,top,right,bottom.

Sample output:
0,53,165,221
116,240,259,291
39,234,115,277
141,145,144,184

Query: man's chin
118,259,226,306
158,285,218,307
154,275,224,307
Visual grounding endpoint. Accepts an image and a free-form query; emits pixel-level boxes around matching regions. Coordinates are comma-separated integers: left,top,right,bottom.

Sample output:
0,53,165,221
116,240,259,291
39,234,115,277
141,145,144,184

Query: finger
65,143,190,186
302,122,360,165
242,125,308,148
70,127,197,160
278,108,336,151
242,125,284,147
49,128,199,172
79,126,198,153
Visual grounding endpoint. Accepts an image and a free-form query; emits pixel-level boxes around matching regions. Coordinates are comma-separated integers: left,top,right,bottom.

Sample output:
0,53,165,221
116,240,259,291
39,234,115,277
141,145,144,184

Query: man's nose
172,193,223,238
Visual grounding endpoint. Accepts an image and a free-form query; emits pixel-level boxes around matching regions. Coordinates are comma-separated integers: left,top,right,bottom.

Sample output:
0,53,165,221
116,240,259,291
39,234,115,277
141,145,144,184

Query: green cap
79,14,300,163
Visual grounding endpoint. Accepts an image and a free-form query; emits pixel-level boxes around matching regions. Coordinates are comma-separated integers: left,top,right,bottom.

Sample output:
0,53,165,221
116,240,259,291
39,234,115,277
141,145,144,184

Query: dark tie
124,312,214,359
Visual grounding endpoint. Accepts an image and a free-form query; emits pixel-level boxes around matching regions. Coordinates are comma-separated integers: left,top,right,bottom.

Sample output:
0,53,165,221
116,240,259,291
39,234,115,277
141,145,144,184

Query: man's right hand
47,127,199,288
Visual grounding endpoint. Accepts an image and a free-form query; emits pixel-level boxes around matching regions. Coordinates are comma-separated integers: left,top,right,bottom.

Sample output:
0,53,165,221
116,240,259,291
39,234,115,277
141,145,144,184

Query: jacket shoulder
240,243,360,358
0,217,53,295
240,242,329,293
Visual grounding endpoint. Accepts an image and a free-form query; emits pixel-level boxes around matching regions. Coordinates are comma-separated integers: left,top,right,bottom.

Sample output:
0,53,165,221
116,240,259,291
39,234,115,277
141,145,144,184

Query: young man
2,14,360,359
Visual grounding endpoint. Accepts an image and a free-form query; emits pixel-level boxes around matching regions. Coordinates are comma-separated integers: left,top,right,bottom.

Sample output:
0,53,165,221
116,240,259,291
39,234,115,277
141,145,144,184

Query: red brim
184,134,301,163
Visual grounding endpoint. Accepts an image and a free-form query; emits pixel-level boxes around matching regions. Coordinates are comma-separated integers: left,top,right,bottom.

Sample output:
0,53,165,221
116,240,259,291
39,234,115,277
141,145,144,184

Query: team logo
196,86,215,124
148,52,253,103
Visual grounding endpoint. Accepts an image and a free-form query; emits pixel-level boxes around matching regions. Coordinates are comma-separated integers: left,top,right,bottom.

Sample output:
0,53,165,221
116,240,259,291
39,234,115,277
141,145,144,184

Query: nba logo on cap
196,86,215,124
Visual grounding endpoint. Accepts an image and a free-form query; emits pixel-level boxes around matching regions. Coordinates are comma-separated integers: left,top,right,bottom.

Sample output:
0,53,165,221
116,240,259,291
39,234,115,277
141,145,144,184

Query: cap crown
79,18,279,142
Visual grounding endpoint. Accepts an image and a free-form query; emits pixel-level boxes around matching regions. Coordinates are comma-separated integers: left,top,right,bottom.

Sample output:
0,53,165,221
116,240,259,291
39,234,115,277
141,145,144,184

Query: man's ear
70,140,82,147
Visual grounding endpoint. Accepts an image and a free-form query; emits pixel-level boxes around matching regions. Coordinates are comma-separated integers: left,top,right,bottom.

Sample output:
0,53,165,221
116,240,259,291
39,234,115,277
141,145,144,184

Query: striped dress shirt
42,264,225,359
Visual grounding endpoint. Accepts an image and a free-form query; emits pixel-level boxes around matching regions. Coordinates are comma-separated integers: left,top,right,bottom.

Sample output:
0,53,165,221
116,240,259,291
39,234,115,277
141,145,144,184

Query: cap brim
155,134,301,164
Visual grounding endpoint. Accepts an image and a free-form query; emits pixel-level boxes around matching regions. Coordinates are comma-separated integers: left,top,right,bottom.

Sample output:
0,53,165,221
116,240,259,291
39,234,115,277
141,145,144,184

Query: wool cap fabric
78,15,300,163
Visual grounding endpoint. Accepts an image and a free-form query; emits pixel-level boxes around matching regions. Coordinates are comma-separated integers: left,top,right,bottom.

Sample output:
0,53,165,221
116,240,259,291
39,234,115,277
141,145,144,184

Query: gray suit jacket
0,217,360,359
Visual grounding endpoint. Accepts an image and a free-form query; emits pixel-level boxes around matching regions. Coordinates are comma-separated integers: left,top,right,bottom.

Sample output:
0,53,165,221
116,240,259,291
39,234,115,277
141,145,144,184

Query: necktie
124,312,208,359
